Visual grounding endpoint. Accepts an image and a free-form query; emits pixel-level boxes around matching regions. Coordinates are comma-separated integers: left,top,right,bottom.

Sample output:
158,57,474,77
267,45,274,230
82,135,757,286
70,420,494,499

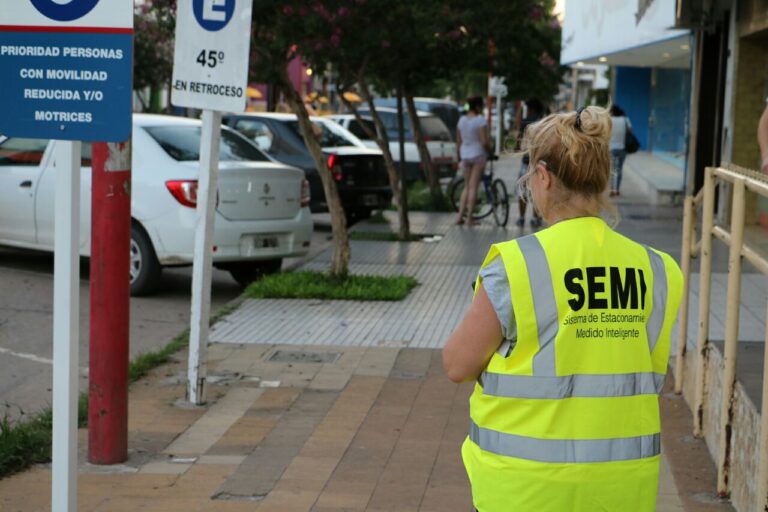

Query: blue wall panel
614,66,651,150
650,67,691,157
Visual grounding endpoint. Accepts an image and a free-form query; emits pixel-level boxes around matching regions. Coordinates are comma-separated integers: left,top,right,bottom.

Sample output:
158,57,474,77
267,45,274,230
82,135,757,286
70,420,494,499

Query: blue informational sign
0,0,133,142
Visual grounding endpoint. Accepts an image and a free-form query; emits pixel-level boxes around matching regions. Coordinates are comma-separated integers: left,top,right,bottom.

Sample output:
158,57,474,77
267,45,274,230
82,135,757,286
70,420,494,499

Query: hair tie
575,106,585,131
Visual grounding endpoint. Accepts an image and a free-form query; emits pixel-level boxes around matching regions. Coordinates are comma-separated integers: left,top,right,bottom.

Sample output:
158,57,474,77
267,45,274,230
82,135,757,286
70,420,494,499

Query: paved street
0,228,331,420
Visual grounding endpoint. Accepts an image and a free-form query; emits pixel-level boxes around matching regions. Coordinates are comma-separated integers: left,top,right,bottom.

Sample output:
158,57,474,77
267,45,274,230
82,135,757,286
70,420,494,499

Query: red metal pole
88,141,131,464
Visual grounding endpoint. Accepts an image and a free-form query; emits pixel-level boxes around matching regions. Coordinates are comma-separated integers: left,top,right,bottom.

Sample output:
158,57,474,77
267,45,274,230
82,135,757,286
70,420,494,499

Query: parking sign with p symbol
193,0,235,31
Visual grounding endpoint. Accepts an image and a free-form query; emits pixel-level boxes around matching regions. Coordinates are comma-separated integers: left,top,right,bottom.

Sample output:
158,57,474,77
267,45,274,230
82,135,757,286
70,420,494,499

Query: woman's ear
536,162,552,190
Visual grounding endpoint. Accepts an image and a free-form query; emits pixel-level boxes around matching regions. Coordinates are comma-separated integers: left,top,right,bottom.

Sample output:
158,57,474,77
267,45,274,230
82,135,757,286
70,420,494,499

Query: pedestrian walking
609,105,632,196
516,98,545,227
443,106,683,511
455,96,490,226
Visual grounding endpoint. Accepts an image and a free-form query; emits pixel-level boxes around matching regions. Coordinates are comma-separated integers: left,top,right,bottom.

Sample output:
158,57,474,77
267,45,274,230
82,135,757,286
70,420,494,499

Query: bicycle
449,154,510,227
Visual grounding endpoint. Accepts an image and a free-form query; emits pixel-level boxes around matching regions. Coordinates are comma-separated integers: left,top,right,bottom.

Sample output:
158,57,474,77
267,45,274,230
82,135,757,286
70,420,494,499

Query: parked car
0,114,313,294
373,97,461,140
331,107,457,182
223,112,392,220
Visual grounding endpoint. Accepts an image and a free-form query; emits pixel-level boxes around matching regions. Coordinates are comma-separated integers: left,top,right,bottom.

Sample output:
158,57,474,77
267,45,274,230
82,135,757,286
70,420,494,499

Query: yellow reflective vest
462,217,683,512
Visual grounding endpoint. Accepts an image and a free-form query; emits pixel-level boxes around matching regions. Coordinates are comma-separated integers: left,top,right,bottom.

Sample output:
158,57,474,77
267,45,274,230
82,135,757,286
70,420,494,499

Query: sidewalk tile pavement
0,154,743,511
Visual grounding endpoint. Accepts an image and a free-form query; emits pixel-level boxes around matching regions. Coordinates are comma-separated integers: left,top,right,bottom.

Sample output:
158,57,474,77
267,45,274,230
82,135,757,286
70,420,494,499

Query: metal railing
674,165,768,508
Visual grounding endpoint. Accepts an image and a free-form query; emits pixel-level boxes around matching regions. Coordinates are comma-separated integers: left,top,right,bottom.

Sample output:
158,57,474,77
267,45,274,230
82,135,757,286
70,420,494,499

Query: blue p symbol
193,0,235,32
29,0,100,21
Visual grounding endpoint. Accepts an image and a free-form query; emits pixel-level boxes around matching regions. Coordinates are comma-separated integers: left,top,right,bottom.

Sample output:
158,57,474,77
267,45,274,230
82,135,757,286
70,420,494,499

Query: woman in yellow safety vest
443,105,683,511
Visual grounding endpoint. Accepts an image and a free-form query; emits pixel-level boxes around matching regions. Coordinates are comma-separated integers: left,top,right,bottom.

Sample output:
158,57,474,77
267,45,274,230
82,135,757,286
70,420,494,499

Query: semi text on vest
564,267,647,312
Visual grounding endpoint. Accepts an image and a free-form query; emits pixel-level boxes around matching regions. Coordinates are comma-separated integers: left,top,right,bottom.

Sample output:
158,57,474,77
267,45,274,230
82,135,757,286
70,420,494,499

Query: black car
223,112,392,219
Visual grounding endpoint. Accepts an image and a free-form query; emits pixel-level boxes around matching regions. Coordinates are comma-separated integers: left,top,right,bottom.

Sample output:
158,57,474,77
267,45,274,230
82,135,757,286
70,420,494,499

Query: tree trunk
337,80,410,241
136,88,149,112
279,68,350,277
404,92,442,204
150,86,163,113
396,89,409,240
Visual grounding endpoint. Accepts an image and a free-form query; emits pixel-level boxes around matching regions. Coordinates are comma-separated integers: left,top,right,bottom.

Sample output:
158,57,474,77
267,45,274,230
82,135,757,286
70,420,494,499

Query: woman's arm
456,127,463,161
442,285,503,383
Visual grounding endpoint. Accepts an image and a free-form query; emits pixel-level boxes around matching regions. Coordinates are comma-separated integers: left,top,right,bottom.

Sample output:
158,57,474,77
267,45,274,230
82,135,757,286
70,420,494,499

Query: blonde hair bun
576,106,612,141
521,106,612,196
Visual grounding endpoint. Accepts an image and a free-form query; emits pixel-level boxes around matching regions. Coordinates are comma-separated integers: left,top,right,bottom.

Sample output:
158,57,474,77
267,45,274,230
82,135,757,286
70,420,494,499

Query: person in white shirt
609,105,632,196
456,96,490,226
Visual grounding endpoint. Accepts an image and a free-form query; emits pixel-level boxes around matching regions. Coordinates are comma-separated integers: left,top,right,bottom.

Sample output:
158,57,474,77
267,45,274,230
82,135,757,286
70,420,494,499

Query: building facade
561,0,693,173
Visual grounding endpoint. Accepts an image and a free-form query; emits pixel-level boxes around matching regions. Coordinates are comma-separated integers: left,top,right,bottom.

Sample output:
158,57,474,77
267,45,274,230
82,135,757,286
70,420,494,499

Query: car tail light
327,154,343,182
166,180,198,208
300,179,310,207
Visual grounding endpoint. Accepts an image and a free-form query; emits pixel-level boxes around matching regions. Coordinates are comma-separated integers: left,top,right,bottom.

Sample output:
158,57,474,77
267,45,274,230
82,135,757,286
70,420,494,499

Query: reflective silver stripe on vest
469,420,661,463
517,235,559,376
645,248,667,353
481,371,665,399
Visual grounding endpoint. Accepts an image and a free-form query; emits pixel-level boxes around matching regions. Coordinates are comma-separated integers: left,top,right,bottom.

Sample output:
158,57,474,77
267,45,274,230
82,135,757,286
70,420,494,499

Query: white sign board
172,0,253,112
561,0,688,65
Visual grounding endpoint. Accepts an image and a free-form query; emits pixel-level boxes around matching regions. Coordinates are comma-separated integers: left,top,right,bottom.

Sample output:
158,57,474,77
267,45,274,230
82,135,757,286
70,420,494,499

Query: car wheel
228,258,282,288
130,223,162,296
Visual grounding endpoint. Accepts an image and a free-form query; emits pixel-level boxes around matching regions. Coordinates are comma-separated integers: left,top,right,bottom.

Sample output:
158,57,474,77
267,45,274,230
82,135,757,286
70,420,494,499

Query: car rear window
0,138,49,166
144,125,269,162
420,116,451,141
359,110,414,141
286,120,363,148
427,105,460,134
347,119,377,140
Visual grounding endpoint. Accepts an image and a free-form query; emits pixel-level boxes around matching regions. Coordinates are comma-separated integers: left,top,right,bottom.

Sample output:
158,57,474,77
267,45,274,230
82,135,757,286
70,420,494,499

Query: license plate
254,236,279,249
363,194,379,206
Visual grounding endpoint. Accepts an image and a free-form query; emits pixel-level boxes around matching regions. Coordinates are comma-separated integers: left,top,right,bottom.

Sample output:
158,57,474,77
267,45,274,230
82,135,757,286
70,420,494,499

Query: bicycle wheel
450,178,493,219
492,179,510,227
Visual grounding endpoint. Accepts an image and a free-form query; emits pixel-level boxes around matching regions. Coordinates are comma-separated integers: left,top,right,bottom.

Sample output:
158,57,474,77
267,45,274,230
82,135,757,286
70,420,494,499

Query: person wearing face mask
443,106,683,512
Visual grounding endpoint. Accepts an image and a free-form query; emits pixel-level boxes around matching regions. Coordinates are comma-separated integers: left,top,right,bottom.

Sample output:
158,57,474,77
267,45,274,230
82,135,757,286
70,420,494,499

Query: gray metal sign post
171,0,253,405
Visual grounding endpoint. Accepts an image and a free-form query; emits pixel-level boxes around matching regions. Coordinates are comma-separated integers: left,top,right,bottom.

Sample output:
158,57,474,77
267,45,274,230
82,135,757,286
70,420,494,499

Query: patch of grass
128,329,190,382
406,181,453,212
0,301,241,479
245,271,418,301
349,231,422,242
79,393,88,427
0,407,53,477
367,210,390,224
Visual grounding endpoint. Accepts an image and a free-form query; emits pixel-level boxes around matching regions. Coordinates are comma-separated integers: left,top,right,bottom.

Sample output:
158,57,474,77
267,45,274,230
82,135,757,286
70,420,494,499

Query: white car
329,108,457,182
0,114,312,295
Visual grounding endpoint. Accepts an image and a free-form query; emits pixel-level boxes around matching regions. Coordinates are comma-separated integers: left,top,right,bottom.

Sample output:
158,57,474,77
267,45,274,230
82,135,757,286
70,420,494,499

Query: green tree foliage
133,0,176,111
453,0,564,100
303,0,561,200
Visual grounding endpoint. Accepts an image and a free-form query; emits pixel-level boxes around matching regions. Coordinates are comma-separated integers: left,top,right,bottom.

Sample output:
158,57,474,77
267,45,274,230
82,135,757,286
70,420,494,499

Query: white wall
561,0,688,64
